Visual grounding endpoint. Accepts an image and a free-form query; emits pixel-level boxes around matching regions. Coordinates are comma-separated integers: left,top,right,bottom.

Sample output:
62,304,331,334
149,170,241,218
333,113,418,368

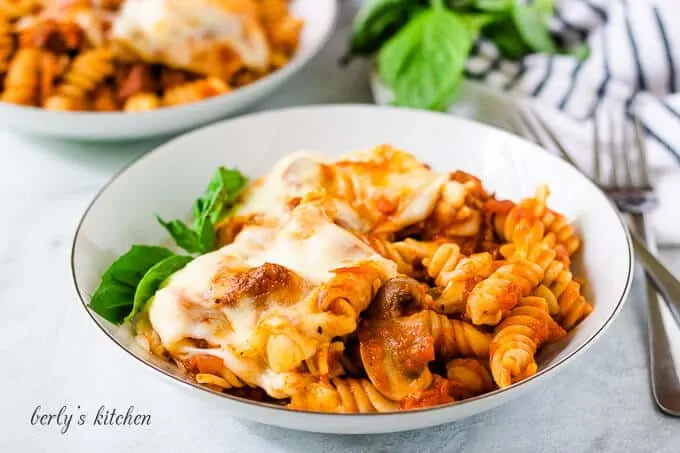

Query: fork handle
632,214,680,416
629,223,680,324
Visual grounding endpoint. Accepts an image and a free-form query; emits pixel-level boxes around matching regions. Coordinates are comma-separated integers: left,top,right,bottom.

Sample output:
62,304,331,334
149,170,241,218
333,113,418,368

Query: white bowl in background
71,105,633,434
0,0,337,140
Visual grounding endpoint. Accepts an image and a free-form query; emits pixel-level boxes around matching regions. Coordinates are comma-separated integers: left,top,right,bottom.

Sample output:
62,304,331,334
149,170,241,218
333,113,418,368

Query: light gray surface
1,1,679,451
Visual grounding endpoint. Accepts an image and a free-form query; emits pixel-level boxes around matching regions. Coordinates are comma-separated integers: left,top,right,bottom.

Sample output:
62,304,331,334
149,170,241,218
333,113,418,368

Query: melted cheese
235,146,447,234
111,0,269,71
244,202,383,284
148,201,397,397
148,146,450,398
237,151,326,222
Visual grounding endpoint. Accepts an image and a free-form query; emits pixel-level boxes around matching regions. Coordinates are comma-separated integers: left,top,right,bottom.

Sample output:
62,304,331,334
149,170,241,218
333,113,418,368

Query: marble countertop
2,1,680,451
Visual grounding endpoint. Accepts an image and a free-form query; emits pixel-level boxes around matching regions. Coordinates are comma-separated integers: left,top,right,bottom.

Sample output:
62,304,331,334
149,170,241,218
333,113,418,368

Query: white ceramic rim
70,104,634,420
0,1,337,126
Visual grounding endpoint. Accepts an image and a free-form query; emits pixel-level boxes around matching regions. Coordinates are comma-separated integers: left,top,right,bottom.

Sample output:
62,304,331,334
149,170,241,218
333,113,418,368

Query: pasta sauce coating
136,146,590,413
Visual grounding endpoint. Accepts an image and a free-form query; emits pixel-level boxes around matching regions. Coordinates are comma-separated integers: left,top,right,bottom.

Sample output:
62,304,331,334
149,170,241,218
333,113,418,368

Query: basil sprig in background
89,167,248,324
348,0,585,110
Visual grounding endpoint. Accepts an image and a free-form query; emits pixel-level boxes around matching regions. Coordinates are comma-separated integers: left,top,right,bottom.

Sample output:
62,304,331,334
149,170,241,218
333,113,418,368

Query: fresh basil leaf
473,0,511,12
347,0,422,60
125,255,192,322
90,283,136,324
482,18,531,60
458,13,495,39
378,11,424,88
378,8,473,110
197,215,216,253
160,167,247,254
156,216,203,253
511,1,558,54
445,0,473,9
99,245,174,287
88,245,175,324
194,167,248,227
534,0,555,17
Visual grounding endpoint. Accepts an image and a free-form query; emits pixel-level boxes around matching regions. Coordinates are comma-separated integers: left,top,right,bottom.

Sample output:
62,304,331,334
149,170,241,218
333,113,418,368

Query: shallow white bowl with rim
71,104,633,434
0,0,337,140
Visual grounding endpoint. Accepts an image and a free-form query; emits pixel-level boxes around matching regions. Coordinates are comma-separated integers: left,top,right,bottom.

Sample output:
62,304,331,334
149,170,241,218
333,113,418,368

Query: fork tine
608,110,619,187
622,113,634,187
504,111,535,141
634,116,651,186
526,110,579,167
515,108,549,147
593,111,601,183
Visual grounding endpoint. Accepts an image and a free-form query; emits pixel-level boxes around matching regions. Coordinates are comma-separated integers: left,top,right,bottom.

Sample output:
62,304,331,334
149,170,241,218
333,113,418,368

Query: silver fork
510,107,680,416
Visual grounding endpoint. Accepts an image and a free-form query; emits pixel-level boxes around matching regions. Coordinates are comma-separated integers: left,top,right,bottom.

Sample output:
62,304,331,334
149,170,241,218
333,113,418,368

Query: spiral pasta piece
543,259,592,329
490,296,566,388
45,48,113,110
422,310,491,359
532,284,560,316
363,236,433,274
259,316,319,373
288,378,398,413
304,341,345,378
257,0,289,24
185,354,247,390
92,84,118,111
490,185,580,257
195,368,246,390
446,358,495,399
316,264,386,319
0,13,11,73
466,259,543,326
39,52,69,103
0,0,38,18
2,48,40,105
162,77,230,106
490,185,549,244
541,209,581,256
124,92,160,112
423,243,462,286
430,252,495,315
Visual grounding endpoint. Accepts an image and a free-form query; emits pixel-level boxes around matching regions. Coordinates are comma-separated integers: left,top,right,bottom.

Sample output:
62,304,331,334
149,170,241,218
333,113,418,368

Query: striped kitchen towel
464,0,680,244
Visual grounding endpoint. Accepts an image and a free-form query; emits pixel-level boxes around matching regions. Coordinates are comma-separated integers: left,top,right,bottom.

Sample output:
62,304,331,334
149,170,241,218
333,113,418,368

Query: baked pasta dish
0,0,302,111
90,145,592,413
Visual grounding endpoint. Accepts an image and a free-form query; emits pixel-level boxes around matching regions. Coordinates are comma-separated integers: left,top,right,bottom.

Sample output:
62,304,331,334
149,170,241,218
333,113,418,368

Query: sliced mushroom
358,313,434,401
366,276,430,320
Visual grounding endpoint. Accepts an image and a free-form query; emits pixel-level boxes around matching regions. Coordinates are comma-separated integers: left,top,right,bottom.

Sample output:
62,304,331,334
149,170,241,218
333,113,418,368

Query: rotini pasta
426,249,495,315
115,146,590,413
466,258,544,326
542,259,593,329
288,378,399,413
124,92,159,112
365,236,439,275
0,0,303,111
304,341,345,378
162,78,230,107
490,296,566,388
446,358,495,399
316,263,387,319
423,310,492,359
45,47,113,110
2,47,40,104
185,354,248,391
0,13,11,73
0,0,38,19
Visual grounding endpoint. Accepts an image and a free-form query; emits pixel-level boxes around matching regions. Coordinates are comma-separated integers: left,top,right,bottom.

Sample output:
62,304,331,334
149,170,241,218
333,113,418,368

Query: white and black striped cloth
461,0,680,244
465,0,680,159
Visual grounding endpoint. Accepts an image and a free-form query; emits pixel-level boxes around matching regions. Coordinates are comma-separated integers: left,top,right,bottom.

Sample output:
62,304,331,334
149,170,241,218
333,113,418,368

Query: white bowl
0,0,337,140
71,105,633,434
